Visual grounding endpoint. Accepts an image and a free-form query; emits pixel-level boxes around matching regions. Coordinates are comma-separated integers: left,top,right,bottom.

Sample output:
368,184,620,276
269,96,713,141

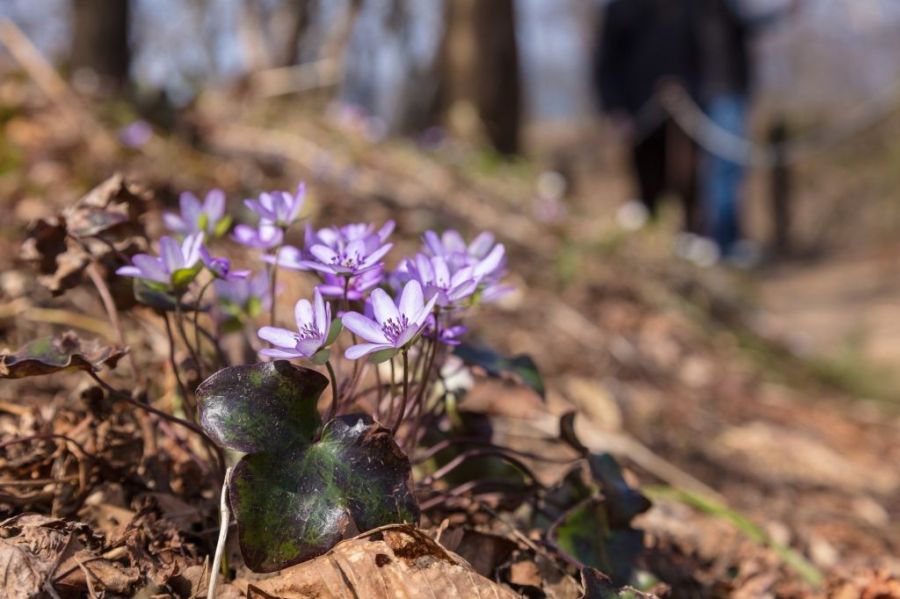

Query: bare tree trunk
275,0,314,67
472,0,520,154
441,0,521,155
70,0,130,89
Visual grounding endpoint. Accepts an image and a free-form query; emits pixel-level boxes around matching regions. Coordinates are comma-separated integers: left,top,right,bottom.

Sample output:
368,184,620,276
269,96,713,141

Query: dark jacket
595,0,702,117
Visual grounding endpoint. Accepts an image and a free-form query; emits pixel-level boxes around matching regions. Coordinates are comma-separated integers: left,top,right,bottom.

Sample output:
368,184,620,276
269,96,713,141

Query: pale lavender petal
204,189,226,221
442,230,466,253
180,192,201,224
258,326,299,349
115,265,143,277
415,294,439,327
398,280,424,321
309,244,338,264
163,212,187,233
159,237,183,271
132,255,169,283
370,288,399,326
259,348,304,359
474,243,505,278
345,342,394,360
377,220,395,241
423,231,442,256
294,299,314,330
468,232,495,258
433,257,451,288
313,288,328,335
341,312,390,344
361,242,392,268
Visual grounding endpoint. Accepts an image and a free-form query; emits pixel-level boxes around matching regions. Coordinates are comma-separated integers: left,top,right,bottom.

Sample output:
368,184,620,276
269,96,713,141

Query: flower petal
180,192,201,224
159,237,183,271
370,288,400,327
204,189,226,221
398,280,424,321
341,312,390,344
259,348,304,359
344,342,394,360
258,326,298,349
294,299,314,330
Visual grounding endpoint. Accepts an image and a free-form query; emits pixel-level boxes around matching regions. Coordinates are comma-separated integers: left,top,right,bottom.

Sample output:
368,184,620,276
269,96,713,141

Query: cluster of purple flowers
116,181,510,364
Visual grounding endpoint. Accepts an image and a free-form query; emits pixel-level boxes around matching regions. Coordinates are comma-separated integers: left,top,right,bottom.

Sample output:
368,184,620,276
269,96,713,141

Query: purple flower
303,238,393,277
233,221,284,250
397,254,479,308
422,229,508,301
317,267,385,301
164,190,230,237
308,221,394,249
214,270,271,320
342,280,437,361
432,324,467,346
244,184,305,228
119,120,153,148
116,233,204,290
257,289,339,360
200,247,250,281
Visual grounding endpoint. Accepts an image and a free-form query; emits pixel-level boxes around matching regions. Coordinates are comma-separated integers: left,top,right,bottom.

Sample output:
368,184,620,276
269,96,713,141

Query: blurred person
594,0,706,245
695,0,796,264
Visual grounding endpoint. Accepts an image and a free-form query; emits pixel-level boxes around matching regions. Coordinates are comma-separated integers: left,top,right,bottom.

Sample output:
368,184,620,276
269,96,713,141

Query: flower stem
175,302,204,379
268,258,279,326
163,312,191,411
208,466,233,599
392,350,410,435
325,360,339,421
192,279,213,362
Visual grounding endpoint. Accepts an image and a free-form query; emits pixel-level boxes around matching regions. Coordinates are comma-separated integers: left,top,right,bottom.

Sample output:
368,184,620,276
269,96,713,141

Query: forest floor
1,76,899,598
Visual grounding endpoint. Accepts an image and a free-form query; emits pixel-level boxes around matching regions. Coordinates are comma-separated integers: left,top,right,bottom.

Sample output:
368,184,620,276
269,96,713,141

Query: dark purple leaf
229,414,419,572
197,362,327,454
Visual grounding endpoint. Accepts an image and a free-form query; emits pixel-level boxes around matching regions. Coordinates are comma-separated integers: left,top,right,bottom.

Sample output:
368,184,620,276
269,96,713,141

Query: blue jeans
702,94,748,255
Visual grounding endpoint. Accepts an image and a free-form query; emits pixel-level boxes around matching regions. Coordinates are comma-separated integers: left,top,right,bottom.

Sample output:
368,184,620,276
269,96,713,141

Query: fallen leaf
0,331,126,378
241,525,519,598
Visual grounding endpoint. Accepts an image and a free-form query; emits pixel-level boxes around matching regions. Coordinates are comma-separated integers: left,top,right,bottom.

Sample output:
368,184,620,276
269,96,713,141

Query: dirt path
758,246,900,367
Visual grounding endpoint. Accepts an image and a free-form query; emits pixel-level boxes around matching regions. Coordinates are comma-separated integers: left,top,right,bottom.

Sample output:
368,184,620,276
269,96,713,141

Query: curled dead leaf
0,331,126,378
240,524,519,599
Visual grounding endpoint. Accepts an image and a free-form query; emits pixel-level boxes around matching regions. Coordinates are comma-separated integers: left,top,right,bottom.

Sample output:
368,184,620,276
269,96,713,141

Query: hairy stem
175,302,204,379
268,253,280,326
392,350,409,435
192,279,213,364
325,360,339,421
208,466,233,599
163,312,191,412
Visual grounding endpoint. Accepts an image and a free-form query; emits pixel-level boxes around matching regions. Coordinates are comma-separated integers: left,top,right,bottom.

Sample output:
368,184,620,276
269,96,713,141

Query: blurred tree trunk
70,0,130,89
442,0,521,155
275,0,314,67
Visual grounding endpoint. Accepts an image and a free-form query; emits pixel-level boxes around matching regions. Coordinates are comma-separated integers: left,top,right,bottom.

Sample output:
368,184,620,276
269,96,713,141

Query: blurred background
2,1,900,588
3,0,900,378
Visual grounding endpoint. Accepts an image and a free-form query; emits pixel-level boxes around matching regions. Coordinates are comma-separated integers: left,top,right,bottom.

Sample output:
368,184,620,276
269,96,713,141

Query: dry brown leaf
240,524,519,599
0,538,46,599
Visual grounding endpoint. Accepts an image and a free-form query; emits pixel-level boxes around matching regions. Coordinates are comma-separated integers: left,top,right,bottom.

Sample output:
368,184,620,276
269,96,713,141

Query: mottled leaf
229,414,419,572
0,332,126,379
549,497,644,587
197,361,328,453
453,342,545,399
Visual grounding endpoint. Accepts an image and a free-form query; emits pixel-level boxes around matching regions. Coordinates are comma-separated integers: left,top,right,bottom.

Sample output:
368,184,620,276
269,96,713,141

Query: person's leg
666,120,702,235
632,124,667,218
702,93,749,255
